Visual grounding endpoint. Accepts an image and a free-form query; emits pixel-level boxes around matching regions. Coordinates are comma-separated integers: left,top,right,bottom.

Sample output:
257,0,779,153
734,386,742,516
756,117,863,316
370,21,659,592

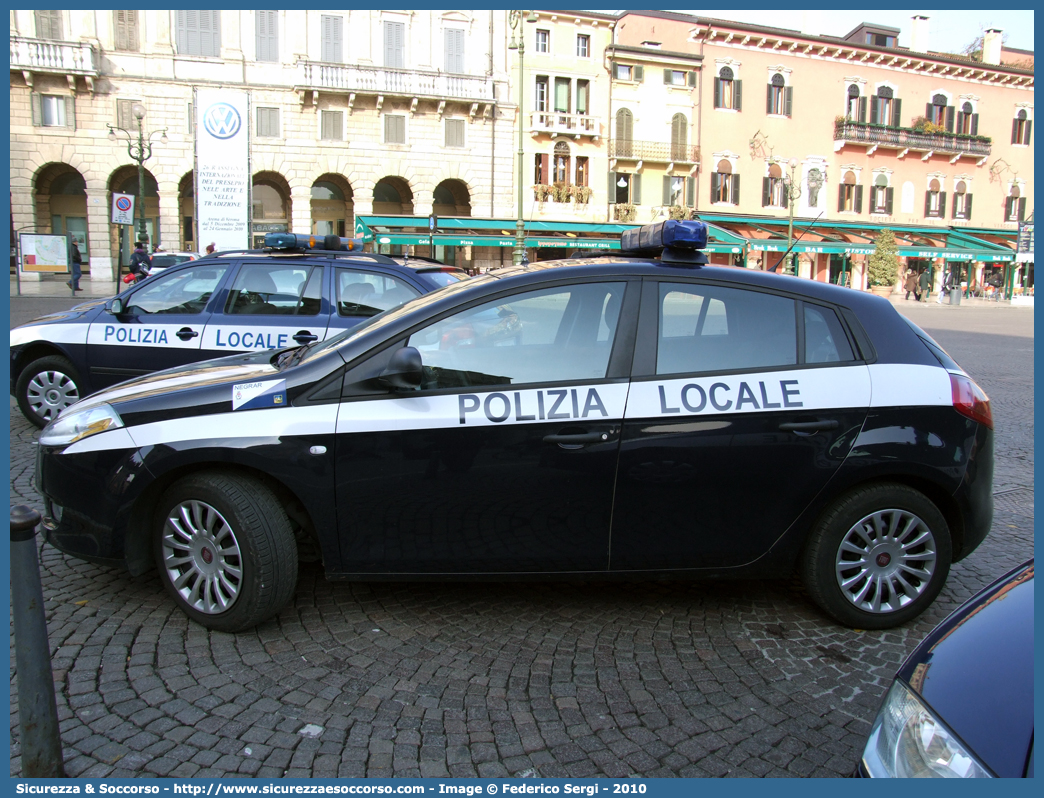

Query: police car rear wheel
801,483,951,629
16,355,82,428
155,472,299,632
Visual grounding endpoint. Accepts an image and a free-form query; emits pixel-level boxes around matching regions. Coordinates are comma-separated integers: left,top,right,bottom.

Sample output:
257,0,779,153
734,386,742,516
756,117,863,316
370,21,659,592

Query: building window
614,63,632,81
114,10,139,52
175,11,221,57
663,175,695,208
864,32,896,47
384,114,406,145
956,102,978,136
871,175,893,214
767,74,791,117
763,163,785,208
925,178,944,218
535,29,549,53
32,94,72,128
116,98,142,130
927,93,954,132
837,171,862,213
255,10,278,62
711,160,738,205
554,77,571,116
321,15,343,63
576,80,589,116
445,118,465,148
384,21,405,68
1012,109,1032,146
952,181,972,221
534,76,549,113
714,67,741,110
575,156,589,188
256,107,279,138
609,172,640,205
576,34,589,58
534,153,548,185
445,28,465,74
664,69,687,86
1006,187,1025,223
35,10,63,40
553,141,570,184
615,108,633,157
671,113,688,161
871,86,900,128
321,110,343,141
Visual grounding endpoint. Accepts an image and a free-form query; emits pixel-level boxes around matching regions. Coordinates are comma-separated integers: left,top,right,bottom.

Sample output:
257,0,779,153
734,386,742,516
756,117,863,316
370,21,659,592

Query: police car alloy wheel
16,355,83,428
154,472,299,632
801,483,952,629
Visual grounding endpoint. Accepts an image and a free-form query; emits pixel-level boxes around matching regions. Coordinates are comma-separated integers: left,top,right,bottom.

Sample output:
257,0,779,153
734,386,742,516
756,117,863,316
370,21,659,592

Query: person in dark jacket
128,241,151,282
918,269,930,302
66,242,83,291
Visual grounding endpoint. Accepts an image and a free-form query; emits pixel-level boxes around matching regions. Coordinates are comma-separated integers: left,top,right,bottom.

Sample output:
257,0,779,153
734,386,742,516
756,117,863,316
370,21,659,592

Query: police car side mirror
108,298,124,315
378,346,423,391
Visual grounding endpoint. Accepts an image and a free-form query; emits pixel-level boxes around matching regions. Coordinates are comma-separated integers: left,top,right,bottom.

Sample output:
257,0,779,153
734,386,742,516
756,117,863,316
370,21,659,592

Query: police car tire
154,472,299,632
16,354,83,429
801,483,952,630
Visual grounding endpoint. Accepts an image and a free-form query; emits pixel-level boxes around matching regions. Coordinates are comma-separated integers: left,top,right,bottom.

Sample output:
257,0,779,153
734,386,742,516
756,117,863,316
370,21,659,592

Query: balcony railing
530,111,604,139
608,140,700,164
297,61,493,101
10,36,96,76
834,121,991,158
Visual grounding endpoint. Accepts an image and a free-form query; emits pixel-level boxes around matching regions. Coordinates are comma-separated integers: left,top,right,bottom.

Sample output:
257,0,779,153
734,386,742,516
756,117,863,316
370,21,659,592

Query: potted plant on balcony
615,204,637,223
551,182,571,203
867,228,900,296
532,184,551,203
911,116,946,135
571,185,593,205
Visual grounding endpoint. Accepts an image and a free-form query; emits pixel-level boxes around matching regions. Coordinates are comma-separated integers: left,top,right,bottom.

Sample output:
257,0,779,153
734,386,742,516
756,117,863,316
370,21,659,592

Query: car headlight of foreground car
39,403,124,447
862,680,992,778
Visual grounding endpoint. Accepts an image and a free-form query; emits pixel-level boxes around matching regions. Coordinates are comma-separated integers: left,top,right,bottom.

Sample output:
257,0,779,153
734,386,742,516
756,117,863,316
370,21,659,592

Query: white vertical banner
194,89,250,252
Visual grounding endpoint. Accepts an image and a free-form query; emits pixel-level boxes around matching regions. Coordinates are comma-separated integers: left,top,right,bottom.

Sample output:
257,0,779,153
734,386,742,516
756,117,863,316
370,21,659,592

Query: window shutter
924,191,931,217
955,112,963,133
445,119,464,147
634,65,644,82
662,176,671,205
837,184,845,212
608,171,616,197
65,96,75,130
385,22,405,68
1011,118,1019,144
766,84,773,114
965,194,972,221
944,106,955,133
785,86,793,117
858,96,867,123
938,192,946,217
1018,197,1026,221
926,102,933,120
322,15,343,63
710,173,720,200
855,185,863,213
176,10,195,55
971,114,979,136
445,29,464,74
892,99,901,128
31,93,42,126
713,78,721,108
633,174,641,205
663,68,672,84
256,11,277,62
886,187,894,215
539,154,549,184
114,10,139,52
36,10,62,40
688,71,697,87
1025,120,1032,145
732,175,740,205
870,97,879,125
734,80,742,111
686,177,695,207
764,177,772,208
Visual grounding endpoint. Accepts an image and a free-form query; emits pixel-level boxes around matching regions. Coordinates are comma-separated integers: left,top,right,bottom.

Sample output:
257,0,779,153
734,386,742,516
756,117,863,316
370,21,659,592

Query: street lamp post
508,11,537,265
784,158,800,275
107,103,167,250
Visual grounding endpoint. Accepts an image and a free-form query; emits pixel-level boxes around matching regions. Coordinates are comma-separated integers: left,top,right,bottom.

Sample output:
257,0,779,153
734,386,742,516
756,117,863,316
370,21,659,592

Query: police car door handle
175,327,199,340
543,431,611,446
293,331,318,344
779,420,839,434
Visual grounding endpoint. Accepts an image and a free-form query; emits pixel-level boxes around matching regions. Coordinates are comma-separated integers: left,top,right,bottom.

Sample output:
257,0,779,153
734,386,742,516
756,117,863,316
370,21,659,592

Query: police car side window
225,265,323,316
408,282,626,390
657,283,797,375
337,270,420,317
804,304,854,364
125,264,230,316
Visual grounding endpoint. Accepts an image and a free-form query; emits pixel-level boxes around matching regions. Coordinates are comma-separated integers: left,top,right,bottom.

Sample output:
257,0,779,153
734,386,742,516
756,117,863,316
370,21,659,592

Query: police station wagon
33,221,994,633
10,234,466,427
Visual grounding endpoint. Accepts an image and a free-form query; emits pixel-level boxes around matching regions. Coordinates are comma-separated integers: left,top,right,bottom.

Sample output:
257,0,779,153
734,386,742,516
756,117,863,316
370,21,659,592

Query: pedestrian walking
66,242,83,292
904,270,918,300
918,268,930,302
937,269,950,304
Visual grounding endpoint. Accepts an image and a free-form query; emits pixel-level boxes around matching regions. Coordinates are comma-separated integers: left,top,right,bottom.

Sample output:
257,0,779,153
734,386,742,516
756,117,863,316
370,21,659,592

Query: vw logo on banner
203,102,242,140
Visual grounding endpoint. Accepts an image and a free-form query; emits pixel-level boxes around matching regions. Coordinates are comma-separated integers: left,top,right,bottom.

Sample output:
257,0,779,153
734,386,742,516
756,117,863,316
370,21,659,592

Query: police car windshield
295,274,496,365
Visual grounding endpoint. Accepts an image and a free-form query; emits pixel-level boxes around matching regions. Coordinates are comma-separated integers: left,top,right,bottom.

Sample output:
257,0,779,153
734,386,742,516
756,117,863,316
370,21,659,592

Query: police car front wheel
16,355,82,428
801,483,952,629
154,472,299,632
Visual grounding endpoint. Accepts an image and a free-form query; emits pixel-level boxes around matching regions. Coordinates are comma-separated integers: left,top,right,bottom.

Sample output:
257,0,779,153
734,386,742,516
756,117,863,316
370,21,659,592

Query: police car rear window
901,316,961,371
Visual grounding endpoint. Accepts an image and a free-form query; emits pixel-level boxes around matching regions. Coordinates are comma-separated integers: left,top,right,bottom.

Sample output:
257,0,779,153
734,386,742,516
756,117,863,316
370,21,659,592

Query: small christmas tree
868,228,900,287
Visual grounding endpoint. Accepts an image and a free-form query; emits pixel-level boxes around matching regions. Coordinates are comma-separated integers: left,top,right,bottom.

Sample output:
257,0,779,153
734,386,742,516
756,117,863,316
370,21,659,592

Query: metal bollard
10,505,66,778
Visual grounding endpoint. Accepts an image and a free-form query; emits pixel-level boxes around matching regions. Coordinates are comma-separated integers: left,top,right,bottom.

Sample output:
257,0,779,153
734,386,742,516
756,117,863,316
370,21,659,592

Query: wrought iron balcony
529,111,604,139
296,61,494,102
11,36,97,80
608,140,700,164
834,121,991,158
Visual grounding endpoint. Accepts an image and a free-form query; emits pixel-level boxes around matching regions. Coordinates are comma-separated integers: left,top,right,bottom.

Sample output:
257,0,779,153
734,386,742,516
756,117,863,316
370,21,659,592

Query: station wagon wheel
801,483,951,629
155,472,299,632
16,354,83,428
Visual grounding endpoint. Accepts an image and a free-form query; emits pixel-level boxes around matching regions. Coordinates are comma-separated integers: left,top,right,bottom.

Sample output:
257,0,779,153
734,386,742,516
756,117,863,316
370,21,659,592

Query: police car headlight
862,681,991,778
39,404,125,447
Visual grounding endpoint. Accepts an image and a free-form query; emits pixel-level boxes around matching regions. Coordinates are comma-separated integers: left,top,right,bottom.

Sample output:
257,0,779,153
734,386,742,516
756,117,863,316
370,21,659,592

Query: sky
661,9,1035,52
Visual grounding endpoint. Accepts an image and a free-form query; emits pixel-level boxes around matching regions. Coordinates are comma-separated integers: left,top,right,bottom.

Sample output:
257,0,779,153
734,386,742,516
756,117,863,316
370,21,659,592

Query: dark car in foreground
10,234,466,426
34,220,994,632
859,560,1033,778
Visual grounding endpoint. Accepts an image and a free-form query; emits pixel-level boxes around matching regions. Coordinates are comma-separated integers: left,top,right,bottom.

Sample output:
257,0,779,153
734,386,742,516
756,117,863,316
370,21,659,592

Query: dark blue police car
10,234,466,427
33,220,994,632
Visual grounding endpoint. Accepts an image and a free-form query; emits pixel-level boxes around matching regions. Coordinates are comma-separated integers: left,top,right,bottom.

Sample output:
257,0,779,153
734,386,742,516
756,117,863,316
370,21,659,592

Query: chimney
909,15,930,53
982,28,1003,65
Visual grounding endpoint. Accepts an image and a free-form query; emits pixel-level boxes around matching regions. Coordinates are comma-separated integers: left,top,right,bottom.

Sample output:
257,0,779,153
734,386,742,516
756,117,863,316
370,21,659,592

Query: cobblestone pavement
10,300,1033,778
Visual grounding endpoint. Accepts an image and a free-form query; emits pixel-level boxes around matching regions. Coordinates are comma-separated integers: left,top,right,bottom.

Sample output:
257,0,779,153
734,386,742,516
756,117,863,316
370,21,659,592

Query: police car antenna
770,212,824,273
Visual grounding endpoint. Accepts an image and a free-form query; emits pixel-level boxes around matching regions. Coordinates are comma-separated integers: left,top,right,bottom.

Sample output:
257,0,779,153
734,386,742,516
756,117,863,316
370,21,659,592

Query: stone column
290,186,312,235
85,190,115,281
158,185,180,252
413,189,434,220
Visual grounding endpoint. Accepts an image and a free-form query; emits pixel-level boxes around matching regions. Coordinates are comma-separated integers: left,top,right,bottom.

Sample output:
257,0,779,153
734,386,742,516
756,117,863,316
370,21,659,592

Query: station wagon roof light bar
620,220,709,267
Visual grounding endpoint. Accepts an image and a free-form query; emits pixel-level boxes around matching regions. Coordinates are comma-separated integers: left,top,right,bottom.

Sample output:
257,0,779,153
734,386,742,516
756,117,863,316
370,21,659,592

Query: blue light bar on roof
620,220,709,252
264,232,366,251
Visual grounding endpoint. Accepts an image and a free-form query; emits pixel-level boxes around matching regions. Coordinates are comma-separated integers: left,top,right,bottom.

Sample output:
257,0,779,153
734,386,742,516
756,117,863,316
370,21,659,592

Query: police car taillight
950,373,992,429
